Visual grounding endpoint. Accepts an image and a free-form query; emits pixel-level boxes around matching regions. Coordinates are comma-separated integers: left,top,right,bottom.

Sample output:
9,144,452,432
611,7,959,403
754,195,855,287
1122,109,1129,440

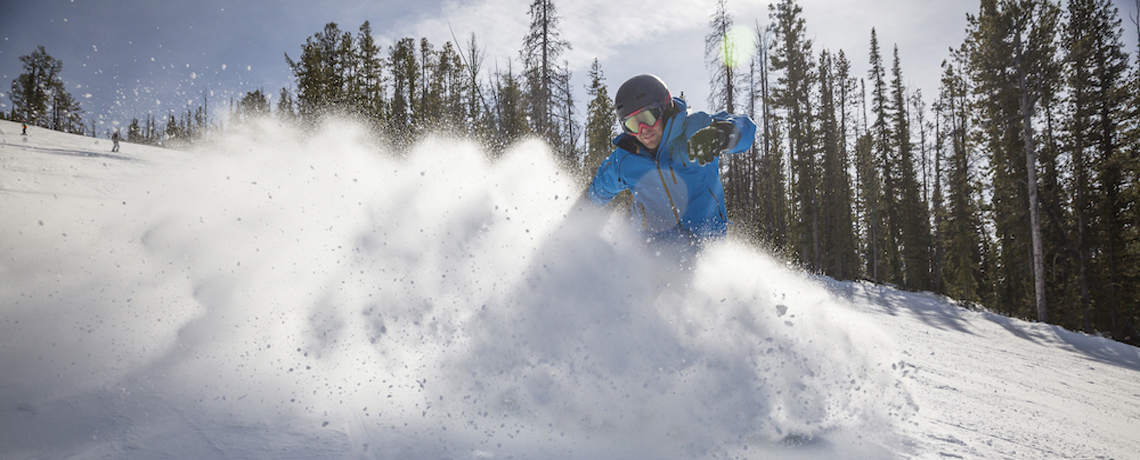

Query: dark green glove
687,120,735,166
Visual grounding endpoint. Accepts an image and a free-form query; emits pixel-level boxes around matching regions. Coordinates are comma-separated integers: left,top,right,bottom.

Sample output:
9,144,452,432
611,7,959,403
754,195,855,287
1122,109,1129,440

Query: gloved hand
687,120,735,166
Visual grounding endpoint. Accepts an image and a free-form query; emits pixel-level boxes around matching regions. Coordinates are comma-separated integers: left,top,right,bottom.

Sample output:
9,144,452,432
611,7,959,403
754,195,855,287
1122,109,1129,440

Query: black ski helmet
614,74,672,119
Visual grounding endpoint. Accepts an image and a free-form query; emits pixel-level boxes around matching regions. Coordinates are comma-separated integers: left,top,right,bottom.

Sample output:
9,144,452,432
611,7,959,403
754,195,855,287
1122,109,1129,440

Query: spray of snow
1,119,912,459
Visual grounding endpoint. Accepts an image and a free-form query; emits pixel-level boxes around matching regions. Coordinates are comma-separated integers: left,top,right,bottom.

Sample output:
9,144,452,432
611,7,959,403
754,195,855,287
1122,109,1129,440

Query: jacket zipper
651,145,682,227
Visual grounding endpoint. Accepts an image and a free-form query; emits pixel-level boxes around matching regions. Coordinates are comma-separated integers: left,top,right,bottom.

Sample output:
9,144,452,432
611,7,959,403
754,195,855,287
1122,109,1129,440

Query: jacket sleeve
710,112,757,154
586,150,626,205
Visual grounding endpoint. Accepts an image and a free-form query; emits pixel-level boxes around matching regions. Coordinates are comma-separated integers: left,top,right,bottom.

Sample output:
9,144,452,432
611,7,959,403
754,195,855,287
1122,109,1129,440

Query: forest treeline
5,0,1137,345
724,0,1138,346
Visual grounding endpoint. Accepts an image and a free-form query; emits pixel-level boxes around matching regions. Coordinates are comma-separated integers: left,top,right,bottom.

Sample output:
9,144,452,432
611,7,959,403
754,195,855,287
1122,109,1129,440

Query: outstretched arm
687,114,757,165
585,152,625,206
709,112,756,154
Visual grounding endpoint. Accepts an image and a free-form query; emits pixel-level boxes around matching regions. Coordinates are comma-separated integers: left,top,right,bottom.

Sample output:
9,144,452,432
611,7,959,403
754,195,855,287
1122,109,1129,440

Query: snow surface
1,119,1138,460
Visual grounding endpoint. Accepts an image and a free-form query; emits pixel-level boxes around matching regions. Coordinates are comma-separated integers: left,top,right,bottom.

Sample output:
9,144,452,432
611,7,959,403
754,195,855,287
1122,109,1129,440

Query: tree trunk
1015,43,1047,323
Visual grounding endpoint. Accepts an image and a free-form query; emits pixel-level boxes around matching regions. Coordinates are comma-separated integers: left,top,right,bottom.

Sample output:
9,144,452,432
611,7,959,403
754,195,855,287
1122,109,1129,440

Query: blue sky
2,0,1137,136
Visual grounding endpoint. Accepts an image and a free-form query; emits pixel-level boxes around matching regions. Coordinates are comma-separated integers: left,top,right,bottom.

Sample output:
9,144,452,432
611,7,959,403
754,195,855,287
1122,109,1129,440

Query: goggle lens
622,107,662,134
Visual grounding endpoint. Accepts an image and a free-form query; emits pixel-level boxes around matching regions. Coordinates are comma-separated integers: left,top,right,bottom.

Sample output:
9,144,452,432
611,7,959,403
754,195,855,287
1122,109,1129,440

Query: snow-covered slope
1,119,1137,460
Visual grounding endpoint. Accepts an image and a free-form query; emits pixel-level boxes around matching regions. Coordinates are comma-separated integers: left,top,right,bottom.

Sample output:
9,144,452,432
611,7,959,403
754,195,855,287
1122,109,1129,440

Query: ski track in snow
1,119,1138,460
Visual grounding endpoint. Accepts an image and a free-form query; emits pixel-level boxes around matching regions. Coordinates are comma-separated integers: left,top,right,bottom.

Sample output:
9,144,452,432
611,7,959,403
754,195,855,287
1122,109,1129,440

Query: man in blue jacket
586,74,757,246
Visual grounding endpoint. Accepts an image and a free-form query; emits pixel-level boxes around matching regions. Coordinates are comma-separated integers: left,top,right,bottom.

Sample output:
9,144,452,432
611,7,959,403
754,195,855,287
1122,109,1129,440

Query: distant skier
21,123,27,135
583,74,757,247
111,129,121,152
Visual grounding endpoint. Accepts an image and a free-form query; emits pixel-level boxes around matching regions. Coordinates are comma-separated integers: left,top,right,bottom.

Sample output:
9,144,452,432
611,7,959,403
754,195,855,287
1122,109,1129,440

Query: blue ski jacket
587,98,757,243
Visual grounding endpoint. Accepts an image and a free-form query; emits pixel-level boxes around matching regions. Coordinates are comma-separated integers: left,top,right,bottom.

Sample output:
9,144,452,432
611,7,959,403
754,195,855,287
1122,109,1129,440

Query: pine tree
286,22,353,120
1064,0,1134,337
491,62,529,152
236,89,270,122
460,33,491,142
708,0,752,240
938,56,984,304
891,47,933,291
127,118,143,143
521,0,572,160
554,61,580,169
818,50,860,280
356,21,386,124
817,50,841,277
276,87,296,122
754,21,788,249
931,91,947,294
966,0,1061,320
50,87,85,134
865,29,891,282
705,0,740,113
418,38,442,129
770,0,818,268
10,46,83,131
583,59,615,178
440,42,467,130
388,37,420,146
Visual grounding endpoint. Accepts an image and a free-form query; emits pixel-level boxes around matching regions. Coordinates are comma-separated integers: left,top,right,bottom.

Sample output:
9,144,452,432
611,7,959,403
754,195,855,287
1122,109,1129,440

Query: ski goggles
621,104,664,134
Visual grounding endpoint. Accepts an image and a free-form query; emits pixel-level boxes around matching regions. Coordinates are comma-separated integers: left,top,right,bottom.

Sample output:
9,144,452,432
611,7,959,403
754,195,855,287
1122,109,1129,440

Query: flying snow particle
92,45,98,52
191,72,197,79
222,64,227,70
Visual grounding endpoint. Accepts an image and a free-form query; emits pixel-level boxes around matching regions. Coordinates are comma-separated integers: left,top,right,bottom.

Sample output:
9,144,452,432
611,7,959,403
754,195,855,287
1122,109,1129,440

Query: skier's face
622,104,665,149
634,121,664,150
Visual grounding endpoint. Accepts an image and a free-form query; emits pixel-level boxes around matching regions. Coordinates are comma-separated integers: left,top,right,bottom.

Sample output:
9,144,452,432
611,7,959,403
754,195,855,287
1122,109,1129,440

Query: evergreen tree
521,0,572,161
709,0,753,241
891,47,933,290
1064,0,1135,337
460,33,491,142
165,113,182,140
706,0,740,113
50,87,85,134
931,91,948,294
818,50,859,280
286,22,353,120
865,29,892,283
770,0,819,268
1037,75,1076,328
388,37,420,146
753,21,788,249
277,87,297,122
583,59,615,177
10,46,83,132
817,50,841,277
127,118,143,143
491,62,529,152
760,118,790,251
355,21,386,123
966,0,1061,320
938,56,985,305
440,42,468,130
554,61,581,169
236,89,271,122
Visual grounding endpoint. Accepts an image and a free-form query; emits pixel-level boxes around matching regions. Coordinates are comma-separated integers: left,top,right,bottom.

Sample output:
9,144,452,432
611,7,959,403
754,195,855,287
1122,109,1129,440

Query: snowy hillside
1,119,1138,460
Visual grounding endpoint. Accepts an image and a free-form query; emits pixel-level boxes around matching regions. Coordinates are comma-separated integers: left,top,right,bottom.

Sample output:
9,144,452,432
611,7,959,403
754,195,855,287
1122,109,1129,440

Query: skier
22,123,27,135
111,129,121,152
584,74,756,247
